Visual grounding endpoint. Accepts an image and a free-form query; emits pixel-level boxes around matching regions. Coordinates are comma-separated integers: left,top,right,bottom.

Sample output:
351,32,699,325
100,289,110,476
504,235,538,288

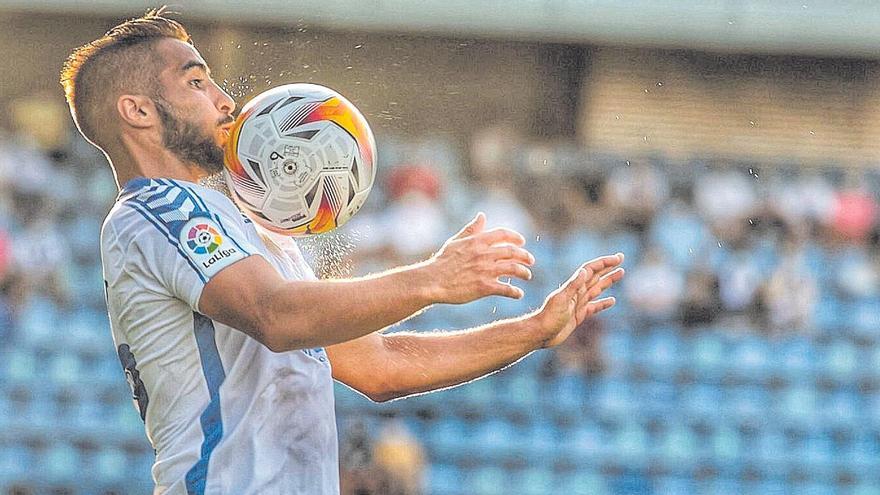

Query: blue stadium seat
560,420,604,460
0,444,29,482
549,373,587,417
754,428,789,467
729,336,770,381
426,418,468,461
819,389,861,428
49,353,82,386
802,432,835,473
4,347,37,382
853,480,880,495
18,295,62,349
522,420,557,460
555,470,610,495
640,380,677,418
656,423,699,467
636,328,682,379
473,419,519,461
465,465,506,495
44,442,79,481
601,329,634,374
653,475,696,495
683,383,723,421
710,425,742,465
853,299,880,337
777,337,817,383
510,466,554,495
594,378,635,419
428,463,462,495
820,340,859,383
606,420,649,467
777,385,818,427
497,371,540,416
95,446,127,484
727,385,771,423
690,331,727,381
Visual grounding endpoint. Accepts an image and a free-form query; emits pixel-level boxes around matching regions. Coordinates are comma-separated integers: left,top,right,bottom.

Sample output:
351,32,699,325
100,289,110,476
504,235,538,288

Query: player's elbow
360,385,398,403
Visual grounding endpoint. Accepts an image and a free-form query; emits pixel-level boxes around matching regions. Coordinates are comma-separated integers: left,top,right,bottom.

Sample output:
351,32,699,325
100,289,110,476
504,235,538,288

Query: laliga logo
186,223,223,254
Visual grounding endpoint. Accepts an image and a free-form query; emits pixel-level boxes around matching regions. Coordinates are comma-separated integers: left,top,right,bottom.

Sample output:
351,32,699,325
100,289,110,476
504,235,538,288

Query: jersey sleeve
113,182,261,311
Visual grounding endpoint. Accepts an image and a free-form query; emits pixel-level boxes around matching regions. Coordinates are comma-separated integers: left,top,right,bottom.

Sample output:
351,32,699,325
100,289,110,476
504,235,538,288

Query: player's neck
112,133,204,189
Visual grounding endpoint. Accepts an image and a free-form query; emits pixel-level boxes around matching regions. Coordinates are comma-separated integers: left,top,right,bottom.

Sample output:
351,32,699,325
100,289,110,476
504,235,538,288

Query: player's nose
215,85,236,115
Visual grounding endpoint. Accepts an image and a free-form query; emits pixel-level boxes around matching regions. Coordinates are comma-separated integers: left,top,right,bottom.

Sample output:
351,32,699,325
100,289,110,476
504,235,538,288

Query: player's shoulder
102,177,243,247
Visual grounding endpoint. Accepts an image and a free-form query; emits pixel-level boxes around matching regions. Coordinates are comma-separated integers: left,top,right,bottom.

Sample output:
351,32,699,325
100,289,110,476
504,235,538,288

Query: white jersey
100,177,339,494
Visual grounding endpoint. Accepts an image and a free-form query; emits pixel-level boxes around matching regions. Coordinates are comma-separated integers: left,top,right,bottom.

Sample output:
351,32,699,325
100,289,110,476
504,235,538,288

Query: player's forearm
372,315,543,401
263,263,435,351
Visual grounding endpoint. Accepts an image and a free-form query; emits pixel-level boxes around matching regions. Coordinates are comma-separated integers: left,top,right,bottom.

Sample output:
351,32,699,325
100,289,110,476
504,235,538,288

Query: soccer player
60,8,624,495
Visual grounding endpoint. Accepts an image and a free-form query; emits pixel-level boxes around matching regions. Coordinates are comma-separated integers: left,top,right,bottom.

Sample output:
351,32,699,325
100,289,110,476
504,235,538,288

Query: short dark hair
60,6,192,148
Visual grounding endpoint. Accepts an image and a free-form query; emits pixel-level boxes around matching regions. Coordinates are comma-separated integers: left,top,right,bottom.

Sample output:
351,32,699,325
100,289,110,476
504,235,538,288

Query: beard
154,96,226,175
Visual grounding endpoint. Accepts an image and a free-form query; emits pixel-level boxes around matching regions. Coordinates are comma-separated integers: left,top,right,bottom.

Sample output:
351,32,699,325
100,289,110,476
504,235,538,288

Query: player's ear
116,94,158,129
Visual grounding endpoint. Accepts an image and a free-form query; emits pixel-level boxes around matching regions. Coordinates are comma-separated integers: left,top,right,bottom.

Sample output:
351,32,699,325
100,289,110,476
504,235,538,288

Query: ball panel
224,84,376,237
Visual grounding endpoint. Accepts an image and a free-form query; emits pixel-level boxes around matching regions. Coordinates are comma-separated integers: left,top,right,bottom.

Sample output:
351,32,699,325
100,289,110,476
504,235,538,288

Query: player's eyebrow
181,60,211,76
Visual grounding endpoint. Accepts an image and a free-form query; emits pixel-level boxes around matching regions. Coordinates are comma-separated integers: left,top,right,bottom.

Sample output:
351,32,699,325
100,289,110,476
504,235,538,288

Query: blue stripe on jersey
170,179,253,257
185,313,227,495
125,201,208,283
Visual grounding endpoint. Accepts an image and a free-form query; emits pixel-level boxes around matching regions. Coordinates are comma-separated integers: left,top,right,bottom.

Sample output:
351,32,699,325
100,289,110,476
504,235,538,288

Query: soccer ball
223,83,376,236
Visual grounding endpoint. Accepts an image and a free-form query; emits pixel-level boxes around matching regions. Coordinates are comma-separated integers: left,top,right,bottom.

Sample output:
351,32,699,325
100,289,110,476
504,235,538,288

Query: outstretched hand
531,253,625,348
424,212,535,304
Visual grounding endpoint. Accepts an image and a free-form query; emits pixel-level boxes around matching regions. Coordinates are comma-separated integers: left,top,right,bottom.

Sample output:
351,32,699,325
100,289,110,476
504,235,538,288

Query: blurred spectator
381,164,447,263
340,420,386,495
829,186,878,241
604,161,669,233
469,174,536,242
679,267,722,328
623,248,684,322
694,168,758,227
551,317,606,376
760,242,818,332
372,419,426,495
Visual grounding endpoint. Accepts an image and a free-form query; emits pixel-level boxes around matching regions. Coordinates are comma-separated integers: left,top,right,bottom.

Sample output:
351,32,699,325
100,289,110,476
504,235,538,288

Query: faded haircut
59,6,191,149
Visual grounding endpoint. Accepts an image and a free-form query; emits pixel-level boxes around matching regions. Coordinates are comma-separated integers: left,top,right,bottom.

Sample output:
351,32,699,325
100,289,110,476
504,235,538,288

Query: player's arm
327,254,624,402
199,213,535,352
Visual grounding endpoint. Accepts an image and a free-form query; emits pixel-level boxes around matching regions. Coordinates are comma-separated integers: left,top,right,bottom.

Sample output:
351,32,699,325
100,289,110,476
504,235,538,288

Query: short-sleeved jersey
100,177,339,494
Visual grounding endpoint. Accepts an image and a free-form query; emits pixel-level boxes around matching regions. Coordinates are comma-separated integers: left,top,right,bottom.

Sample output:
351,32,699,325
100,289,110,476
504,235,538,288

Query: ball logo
186,223,223,254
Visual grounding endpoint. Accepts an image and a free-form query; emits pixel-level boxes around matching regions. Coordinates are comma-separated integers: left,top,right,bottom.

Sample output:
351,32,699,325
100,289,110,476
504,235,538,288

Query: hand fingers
494,262,532,281
451,212,486,240
585,267,625,300
576,296,616,321
486,244,535,266
474,228,527,247
490,281,524,300
582,253,624,276
559,267,590,297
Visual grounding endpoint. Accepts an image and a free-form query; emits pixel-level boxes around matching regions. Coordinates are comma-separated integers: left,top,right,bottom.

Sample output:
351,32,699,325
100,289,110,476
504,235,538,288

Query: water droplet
536,235,541,242
354,44,363,49
625,160,631,166
492,306,497,314
656,82,663,86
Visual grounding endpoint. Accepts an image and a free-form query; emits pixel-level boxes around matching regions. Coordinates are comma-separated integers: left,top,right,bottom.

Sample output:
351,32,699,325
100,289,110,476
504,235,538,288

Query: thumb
452,212,486,240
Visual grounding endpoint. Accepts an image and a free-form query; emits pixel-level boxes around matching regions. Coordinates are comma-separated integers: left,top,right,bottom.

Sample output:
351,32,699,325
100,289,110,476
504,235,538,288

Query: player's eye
190,79,204,88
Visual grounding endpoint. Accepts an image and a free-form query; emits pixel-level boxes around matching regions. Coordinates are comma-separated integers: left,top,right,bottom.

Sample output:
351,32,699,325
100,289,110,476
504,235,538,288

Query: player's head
60,7,235,175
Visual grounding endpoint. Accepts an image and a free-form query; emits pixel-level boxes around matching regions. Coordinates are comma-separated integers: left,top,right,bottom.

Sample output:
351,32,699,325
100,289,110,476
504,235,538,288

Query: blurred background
1,1,880,494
